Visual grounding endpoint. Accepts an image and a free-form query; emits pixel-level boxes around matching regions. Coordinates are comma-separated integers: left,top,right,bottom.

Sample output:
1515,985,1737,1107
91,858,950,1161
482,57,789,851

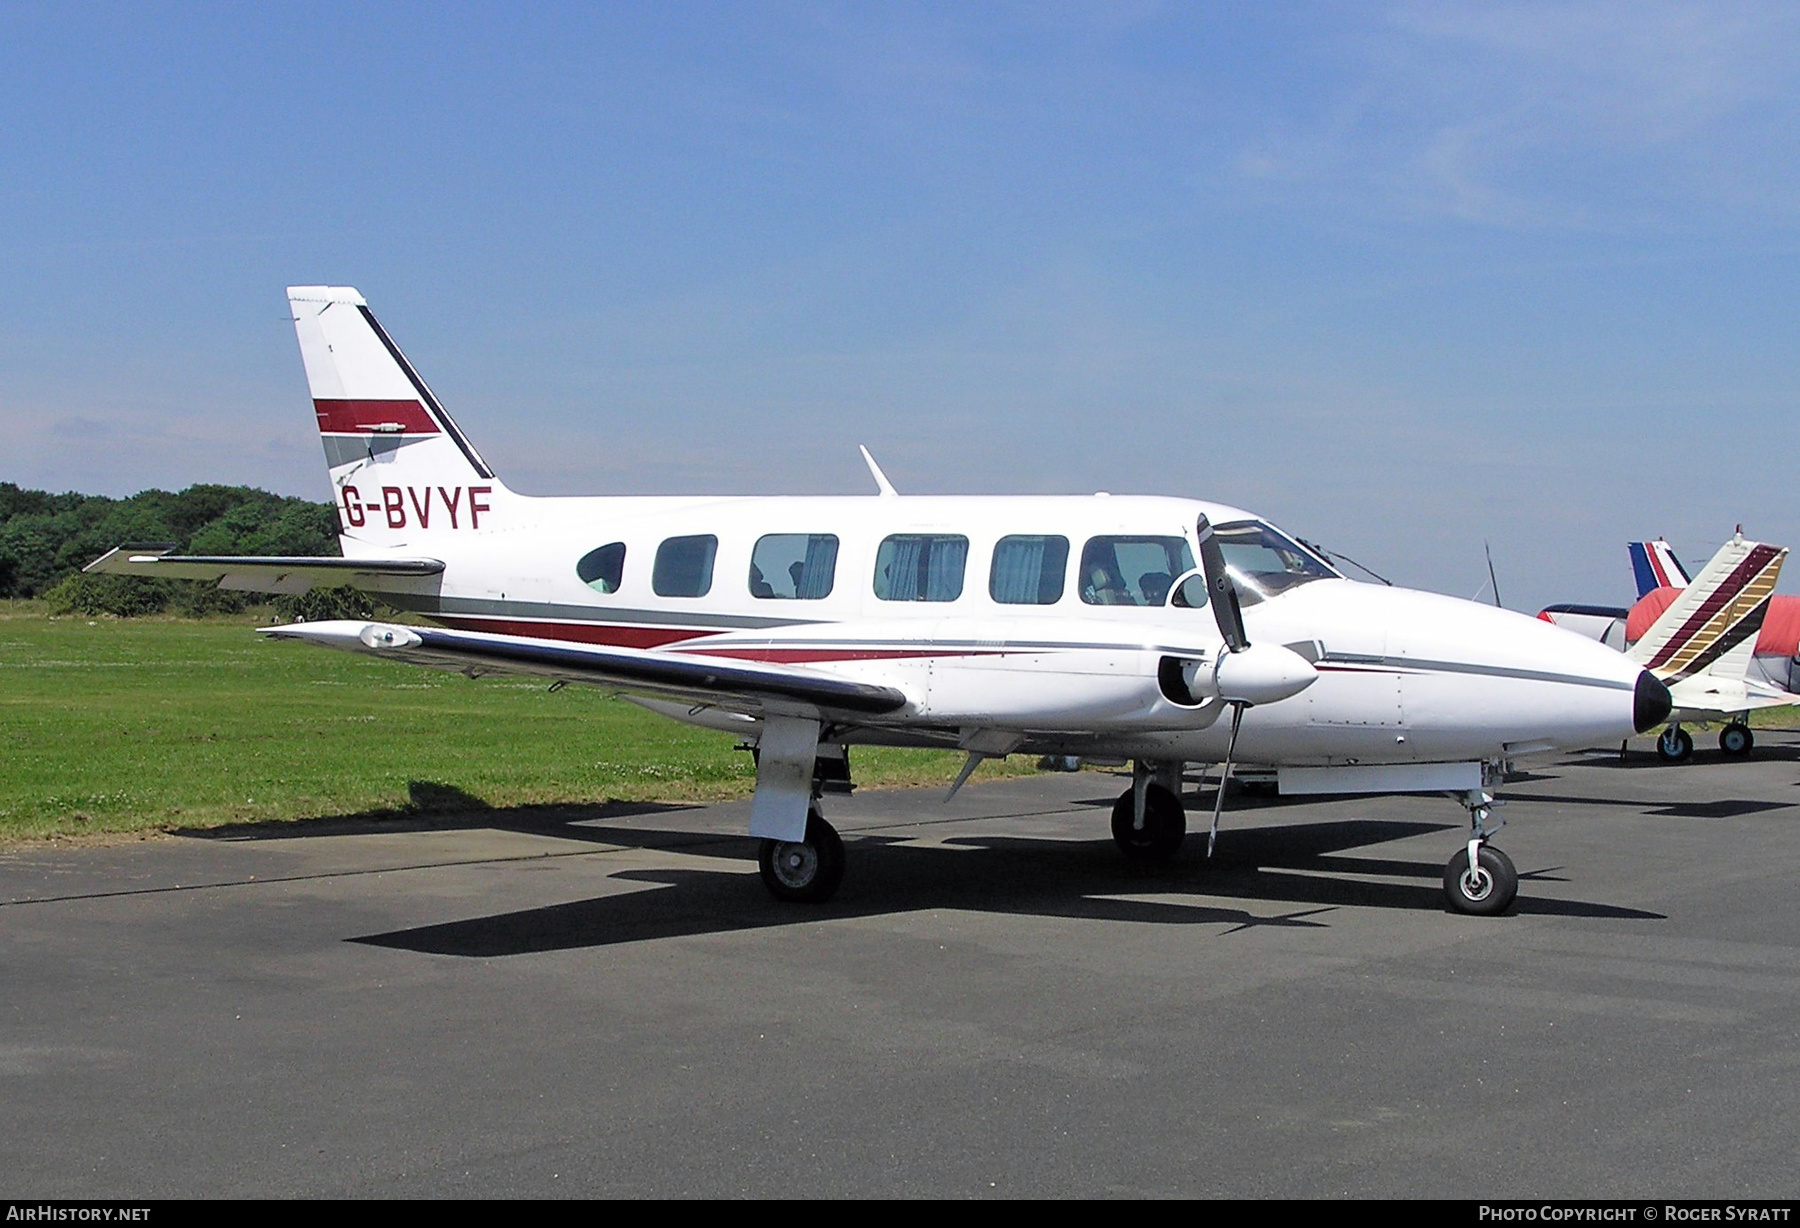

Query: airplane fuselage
339,489,1655,769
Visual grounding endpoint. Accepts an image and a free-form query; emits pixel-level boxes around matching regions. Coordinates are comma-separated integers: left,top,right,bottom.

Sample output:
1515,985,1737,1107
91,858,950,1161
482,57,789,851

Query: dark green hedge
2,481,342,616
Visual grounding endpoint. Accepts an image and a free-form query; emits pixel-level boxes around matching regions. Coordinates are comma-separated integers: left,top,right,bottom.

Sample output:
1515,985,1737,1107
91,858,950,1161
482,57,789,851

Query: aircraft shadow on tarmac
348,811,1664,958
1497,791,1796,818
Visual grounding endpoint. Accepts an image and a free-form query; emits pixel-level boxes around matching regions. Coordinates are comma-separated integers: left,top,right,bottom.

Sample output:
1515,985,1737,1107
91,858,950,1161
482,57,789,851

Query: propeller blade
1207,701,1247,857
1195,515,1249,652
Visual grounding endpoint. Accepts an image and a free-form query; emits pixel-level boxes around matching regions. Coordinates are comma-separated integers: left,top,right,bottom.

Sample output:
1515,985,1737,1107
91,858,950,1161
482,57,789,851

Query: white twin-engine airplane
88,286,1674,916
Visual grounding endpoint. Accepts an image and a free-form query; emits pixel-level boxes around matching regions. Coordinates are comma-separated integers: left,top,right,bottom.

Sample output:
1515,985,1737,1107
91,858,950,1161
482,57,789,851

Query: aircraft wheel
1656,726,1693,763
758,812,845,903
1443,845,1518,916
1719,723,1754,757
1110,784,1186,861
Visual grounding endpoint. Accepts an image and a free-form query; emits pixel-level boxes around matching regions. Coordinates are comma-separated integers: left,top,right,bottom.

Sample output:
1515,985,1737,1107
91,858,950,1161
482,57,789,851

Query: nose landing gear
1656,724,1694,763
1444,792,1517,916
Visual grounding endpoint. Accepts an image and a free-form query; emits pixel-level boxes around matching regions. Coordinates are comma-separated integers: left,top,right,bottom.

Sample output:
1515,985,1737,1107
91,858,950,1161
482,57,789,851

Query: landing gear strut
1444,791,1517,916
758,805,845,903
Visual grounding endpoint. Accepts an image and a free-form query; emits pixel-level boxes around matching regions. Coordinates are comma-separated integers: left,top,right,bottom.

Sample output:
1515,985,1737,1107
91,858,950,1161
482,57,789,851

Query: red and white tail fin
1628,539,1690,598
1627,534,1786,684
288,286,518,547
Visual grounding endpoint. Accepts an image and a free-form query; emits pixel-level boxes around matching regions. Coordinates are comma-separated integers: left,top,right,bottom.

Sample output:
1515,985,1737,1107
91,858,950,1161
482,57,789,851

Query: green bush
272,585,381,623
173,585,257,618
43,574,174,617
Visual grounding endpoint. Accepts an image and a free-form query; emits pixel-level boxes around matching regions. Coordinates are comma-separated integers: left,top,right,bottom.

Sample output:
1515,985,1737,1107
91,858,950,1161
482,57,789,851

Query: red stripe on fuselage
432,615,1006,662
314,399,440,434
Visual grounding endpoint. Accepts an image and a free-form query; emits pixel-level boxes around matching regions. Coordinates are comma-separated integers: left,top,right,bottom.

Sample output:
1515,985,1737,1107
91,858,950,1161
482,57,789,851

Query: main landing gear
1111,783,1187,860
1719,722,1754,757
1654,720,1754,762
1110,761,1190,861
1444,791,1517,916
757,804,845,903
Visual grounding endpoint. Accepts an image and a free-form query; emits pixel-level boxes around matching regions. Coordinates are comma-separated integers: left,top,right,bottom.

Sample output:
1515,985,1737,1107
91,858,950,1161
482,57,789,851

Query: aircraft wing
85,547,444,594
259,620,911,718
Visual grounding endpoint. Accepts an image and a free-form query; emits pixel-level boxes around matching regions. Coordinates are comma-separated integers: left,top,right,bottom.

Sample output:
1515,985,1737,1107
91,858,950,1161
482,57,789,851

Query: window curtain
923,537,967,601
799,536,838,599
992,537,1045,604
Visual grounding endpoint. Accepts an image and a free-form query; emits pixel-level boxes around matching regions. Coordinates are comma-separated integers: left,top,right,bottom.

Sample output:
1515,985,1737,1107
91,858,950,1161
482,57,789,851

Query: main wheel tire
758,812,846,903
1444,845,1518,916
1656,726,1694,763
1110,783,1187,861
1719,723,1754,757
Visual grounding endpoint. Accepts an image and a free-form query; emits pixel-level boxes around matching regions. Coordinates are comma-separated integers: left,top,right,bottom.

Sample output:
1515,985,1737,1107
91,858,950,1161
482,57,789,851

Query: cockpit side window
1079,536,1196,606
577,542,626,594
751,534,839,600
874,534,968,602
652,534,717,598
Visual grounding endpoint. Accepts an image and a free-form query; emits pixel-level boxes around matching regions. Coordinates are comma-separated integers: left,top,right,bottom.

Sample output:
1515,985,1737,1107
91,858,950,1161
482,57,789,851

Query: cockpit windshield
1211,520,1340,601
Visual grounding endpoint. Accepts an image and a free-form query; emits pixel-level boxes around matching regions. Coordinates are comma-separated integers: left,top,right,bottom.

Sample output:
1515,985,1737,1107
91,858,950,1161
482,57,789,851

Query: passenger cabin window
1079,536,1196,606
990,535,1068,605
751,534,839,600
874,534,968,602
576,542,626,594
652,534,717,598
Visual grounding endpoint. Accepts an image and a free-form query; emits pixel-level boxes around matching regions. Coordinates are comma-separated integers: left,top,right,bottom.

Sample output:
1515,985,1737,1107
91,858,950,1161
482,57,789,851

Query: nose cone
1634,669,1672,733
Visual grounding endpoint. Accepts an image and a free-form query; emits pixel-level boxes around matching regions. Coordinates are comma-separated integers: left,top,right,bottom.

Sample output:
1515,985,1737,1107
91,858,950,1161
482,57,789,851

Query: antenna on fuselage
858,445,899,497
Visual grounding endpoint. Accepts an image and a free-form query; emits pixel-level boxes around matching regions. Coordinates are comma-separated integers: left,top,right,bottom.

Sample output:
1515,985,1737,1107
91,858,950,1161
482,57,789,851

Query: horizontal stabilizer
1666,673,1798,719
85,548,443,595
261,621,912,718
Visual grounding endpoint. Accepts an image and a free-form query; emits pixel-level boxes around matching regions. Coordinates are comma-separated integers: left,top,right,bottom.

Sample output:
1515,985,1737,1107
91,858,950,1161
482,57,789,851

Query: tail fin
288,286,517,547
1628,538,1690,598
1627,534,1786,683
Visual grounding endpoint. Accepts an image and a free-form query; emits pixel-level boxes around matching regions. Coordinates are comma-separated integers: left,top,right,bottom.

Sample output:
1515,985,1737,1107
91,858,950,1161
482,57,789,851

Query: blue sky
2,2,1796,611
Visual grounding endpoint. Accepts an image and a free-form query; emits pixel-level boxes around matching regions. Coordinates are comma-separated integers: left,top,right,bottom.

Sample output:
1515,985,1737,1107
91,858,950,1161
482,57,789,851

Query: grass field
0,612,1035,841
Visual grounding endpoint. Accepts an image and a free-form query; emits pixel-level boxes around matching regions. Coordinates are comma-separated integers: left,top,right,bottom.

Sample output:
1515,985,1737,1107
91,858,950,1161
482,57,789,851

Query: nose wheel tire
758,813,845,903
1110,783,1187,861
1444,845,1518,916
1719,723,1754,756
1656,726,1693,763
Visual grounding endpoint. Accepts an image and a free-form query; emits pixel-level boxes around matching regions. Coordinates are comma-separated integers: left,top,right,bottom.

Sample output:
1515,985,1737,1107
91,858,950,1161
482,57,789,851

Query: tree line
0,482,370,618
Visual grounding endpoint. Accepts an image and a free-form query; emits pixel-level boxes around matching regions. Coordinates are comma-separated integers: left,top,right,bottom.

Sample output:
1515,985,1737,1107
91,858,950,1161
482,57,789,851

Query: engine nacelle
1159,643,1317,708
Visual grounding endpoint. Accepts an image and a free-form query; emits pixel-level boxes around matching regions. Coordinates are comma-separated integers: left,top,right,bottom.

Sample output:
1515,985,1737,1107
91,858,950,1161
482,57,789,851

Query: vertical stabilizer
1627,535,1785,683
1629,539,1690,598
288,286,517,548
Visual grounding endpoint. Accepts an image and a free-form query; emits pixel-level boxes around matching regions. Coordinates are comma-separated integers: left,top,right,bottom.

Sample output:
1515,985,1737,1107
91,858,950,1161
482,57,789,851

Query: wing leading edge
259,620,912,718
